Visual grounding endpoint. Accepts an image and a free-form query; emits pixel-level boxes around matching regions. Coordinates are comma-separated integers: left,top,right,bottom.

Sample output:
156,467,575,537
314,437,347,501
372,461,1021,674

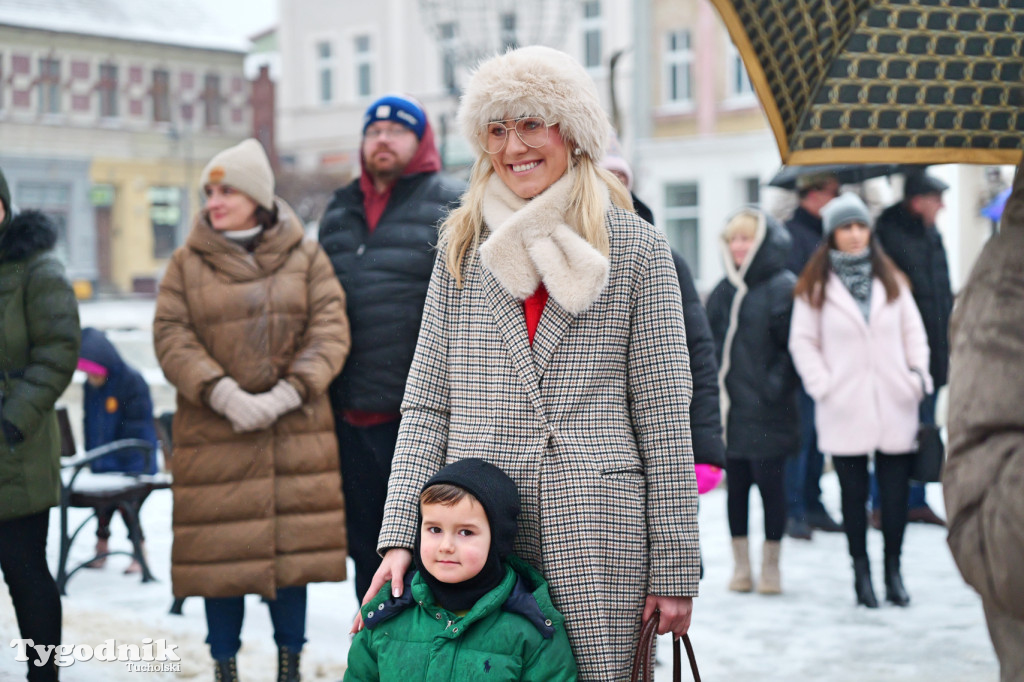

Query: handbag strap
630,609,702,682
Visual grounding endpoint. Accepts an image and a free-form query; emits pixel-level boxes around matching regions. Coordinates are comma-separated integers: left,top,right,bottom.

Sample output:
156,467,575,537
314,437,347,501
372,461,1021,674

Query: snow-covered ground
0,298,999,681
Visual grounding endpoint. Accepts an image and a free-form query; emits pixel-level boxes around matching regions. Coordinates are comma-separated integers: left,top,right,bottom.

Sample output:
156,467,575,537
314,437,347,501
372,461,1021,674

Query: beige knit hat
458,46,608,161
201,138,275,210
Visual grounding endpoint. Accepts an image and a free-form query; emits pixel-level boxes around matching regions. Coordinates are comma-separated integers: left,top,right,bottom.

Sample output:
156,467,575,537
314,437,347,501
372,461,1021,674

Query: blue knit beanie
362,94,427,139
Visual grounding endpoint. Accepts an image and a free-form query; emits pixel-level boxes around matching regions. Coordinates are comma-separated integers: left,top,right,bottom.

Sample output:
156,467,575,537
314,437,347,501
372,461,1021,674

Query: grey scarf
829,248,872,320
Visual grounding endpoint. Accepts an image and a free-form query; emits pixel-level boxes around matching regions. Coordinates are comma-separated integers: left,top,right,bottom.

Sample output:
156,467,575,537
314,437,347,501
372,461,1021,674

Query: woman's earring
573,148,583,156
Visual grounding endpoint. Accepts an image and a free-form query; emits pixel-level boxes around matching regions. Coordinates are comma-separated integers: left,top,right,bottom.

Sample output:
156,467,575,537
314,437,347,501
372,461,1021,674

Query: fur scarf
0,210,58,263
479,172,609,315
459,46,608,162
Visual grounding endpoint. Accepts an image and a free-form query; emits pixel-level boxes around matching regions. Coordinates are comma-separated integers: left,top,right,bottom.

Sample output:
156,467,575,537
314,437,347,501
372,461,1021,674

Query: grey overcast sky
201,0,278,42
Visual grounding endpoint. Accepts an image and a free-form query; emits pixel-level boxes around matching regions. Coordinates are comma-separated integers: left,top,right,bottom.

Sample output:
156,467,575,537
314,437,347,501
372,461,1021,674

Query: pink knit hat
77,358,108,376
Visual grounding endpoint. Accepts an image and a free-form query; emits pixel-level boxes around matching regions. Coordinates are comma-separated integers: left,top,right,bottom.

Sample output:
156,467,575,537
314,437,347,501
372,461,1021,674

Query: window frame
663,30,694,111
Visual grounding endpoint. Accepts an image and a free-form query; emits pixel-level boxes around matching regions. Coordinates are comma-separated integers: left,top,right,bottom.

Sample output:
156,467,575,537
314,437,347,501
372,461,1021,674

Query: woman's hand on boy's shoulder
350,548,414,634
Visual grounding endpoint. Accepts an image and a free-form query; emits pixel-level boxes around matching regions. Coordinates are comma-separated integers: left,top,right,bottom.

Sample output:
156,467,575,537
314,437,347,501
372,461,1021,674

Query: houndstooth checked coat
379,203,701,681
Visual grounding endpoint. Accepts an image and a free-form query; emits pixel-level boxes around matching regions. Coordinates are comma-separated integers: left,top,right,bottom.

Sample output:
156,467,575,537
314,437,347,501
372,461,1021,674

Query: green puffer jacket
0,187,81,521
345,556,578,682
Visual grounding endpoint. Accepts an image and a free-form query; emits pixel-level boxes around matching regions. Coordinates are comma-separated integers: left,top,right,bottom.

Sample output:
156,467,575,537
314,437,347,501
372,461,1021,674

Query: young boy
344,458,577,681
78,327,159,572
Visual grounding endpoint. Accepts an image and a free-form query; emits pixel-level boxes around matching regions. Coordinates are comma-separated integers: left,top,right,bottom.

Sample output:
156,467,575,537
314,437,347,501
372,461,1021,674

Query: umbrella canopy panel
713,0,1024,165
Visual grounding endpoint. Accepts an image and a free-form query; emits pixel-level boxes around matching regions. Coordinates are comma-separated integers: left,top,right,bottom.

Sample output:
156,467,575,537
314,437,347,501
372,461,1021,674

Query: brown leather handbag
630,609,701,682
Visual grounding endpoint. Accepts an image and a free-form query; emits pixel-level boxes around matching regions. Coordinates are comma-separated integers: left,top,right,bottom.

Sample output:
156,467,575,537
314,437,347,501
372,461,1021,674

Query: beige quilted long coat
379,204,701,681
154,199,350,599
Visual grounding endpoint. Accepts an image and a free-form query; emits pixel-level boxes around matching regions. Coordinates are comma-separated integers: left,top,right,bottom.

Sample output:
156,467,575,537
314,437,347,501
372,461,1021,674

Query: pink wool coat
789,273,932,456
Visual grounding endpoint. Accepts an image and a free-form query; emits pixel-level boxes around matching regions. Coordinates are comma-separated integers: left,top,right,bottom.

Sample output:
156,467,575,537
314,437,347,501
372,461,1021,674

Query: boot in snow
884,555,910,606
277,647,301,682
853,556,878,608
758,540,782,594
729,537,753,592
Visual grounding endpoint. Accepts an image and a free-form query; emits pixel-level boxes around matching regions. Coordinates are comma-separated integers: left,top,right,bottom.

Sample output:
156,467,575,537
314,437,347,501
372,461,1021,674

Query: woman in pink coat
789,193,931,609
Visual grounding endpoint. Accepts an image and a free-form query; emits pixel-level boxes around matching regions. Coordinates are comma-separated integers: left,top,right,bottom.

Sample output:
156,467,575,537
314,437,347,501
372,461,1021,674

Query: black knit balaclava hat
415,458,521,611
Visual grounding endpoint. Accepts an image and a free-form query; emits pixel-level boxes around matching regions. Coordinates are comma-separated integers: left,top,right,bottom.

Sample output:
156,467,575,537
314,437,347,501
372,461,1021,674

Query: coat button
378,604,385,610
367,611,374,619
435,613,442,620
545,619,552,626
356,244,366,256
452,627,459,633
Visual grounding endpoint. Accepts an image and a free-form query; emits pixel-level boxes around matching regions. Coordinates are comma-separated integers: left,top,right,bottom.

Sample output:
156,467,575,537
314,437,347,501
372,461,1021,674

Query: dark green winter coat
0,182,81,521
345,556,577,681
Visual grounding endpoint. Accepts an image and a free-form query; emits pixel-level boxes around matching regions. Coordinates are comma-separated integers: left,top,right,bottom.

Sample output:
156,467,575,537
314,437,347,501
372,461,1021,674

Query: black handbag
911,423,945,483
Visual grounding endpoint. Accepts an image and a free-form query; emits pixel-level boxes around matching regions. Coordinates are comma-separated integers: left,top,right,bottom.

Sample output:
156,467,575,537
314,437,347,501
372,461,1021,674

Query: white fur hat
201,138,275,210
458,45,608,161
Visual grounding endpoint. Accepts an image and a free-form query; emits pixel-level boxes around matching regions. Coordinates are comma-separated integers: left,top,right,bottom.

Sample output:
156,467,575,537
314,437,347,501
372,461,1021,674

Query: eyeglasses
365,124,414,140
479,117,554,154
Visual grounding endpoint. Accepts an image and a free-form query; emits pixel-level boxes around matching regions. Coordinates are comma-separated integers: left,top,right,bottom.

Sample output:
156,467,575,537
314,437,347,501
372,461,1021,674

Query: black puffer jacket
319,171,465,412
671,250,725,468
706,209,798,460
784,205,824,276
875,202,953,388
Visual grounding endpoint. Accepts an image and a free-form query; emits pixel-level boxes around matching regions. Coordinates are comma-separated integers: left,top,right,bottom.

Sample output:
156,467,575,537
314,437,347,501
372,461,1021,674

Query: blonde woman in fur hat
153,139,351,682
365,46,700,680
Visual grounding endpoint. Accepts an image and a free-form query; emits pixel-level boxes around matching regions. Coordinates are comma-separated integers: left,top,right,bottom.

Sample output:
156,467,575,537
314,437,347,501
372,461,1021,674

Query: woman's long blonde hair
440,142,633,286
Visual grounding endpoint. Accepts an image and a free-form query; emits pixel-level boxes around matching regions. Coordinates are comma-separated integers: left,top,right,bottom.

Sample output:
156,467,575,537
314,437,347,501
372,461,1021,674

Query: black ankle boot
214,657,238,682
853,557,878,608
277,647,301,682
885,555,911,606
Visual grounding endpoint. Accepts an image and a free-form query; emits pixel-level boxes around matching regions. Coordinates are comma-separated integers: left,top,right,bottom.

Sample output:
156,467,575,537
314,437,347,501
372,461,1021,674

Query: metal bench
55,407,171,594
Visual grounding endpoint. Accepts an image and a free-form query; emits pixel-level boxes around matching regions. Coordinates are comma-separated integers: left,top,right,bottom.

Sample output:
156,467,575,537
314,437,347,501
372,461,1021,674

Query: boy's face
420,497,491,584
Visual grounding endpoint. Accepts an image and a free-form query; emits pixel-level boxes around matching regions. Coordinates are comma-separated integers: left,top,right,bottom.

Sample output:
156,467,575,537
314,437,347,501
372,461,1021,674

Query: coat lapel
481,266,547,421
531,299,574,380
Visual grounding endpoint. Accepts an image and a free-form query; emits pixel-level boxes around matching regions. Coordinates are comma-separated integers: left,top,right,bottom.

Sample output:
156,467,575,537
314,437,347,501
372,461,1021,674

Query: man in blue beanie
318,95,466,603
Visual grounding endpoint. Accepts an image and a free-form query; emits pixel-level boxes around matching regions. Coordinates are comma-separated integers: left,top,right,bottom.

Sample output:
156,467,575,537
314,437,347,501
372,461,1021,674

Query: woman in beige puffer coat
154,138,349,682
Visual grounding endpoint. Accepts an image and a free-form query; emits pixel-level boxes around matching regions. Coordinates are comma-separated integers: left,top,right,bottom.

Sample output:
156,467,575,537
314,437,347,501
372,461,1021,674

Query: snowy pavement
0,479,997,681
0,298,999,680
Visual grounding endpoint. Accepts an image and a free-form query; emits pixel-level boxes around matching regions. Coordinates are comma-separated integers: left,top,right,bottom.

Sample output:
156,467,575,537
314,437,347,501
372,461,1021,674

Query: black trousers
726,457,787,542
0,510,61,682
833,453,912,560
336,417,401,603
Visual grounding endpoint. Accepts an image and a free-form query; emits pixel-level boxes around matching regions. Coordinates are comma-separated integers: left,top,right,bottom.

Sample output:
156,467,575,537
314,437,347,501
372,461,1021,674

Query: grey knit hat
201,138,275,210
822,193,872,235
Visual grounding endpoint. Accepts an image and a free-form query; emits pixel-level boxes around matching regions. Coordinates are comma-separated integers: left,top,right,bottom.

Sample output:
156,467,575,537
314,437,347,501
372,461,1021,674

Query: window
354,35,373,98
152,69,170,122
664,31,693,106
500,13,517,51
98,63,118,118
203,73,221,127
316,41,333,104
582,1,602,69
439,22,458,95
19,182,71,262
38,57,61,114
149,187,182,258
664,182,700,279
727,43,754,100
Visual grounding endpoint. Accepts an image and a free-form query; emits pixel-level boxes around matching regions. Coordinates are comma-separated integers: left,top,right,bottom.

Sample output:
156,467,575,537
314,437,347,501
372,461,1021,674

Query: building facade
631,0,1001,291
0,2,251,293
276,0,634,177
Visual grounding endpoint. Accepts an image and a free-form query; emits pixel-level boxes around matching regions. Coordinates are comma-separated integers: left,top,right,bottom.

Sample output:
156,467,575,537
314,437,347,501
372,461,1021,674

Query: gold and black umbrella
710,0,1024,165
